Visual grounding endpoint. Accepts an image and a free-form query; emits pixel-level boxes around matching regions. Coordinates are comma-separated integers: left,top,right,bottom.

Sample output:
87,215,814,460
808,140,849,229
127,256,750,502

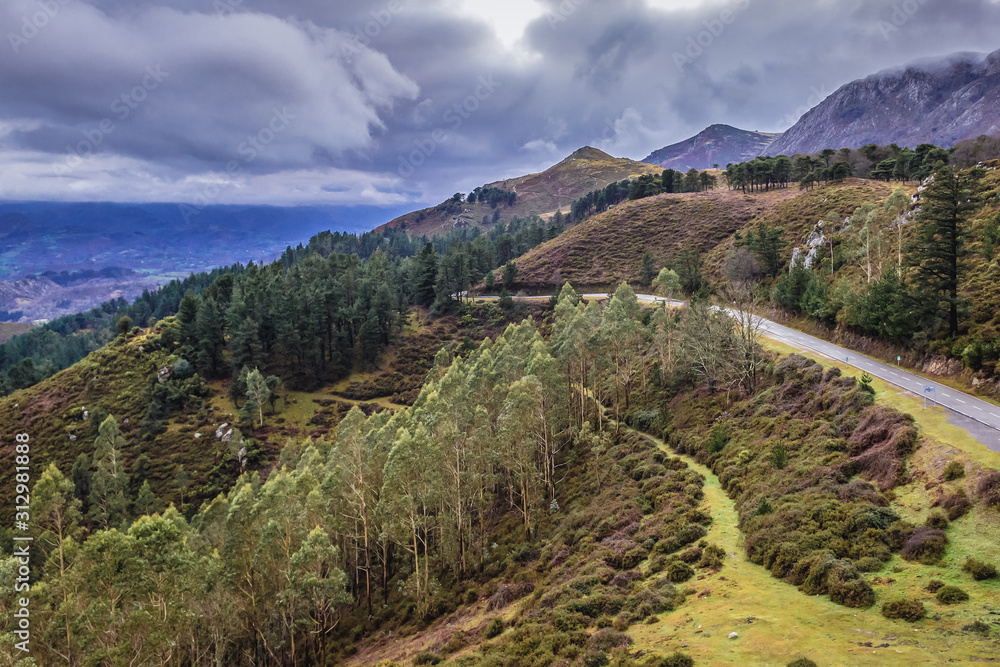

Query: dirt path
629,430,997,666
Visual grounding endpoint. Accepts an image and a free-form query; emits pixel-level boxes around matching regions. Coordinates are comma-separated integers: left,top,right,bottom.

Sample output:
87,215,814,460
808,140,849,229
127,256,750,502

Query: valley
4,25,1000,666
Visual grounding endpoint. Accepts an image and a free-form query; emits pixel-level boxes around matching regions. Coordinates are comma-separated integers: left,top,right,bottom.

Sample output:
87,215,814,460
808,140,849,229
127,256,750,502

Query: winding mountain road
476,292,1000,449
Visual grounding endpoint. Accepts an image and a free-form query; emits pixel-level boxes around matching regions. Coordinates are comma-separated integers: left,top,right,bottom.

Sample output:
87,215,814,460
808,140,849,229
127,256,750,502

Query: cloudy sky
1,0,998,210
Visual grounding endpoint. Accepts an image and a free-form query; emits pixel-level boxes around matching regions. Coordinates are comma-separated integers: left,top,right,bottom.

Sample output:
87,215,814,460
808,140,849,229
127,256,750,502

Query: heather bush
787,659,818,667
900,526,948,565
924,511,949,530
978,470,1000,507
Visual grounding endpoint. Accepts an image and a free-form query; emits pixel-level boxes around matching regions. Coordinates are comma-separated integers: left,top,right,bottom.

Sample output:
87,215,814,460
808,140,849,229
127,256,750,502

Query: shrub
855,556,885,573
829,576,875,608
699,544,726,570
939,490,972,520
926,579,945,593
588,629,633,652
936,585,970,604
943,461,965,481
648,653,694,667
962,557,997,581
486,582,534,611
900,527,948,565
665,560,695,583
924,511,949,530
881,598,926,622
978,471,1000,507
771,441,788,469
707,423,729,454
412,652,441,665
787,660,818,667
963,620,990,635
484,618,504,639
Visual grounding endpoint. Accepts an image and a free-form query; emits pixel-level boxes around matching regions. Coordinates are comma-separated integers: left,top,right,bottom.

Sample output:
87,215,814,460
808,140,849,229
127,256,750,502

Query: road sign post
924,386,935,410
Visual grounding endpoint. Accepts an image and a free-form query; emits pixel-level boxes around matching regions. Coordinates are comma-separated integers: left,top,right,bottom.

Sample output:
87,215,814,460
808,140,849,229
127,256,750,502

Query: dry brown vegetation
379,147,662,237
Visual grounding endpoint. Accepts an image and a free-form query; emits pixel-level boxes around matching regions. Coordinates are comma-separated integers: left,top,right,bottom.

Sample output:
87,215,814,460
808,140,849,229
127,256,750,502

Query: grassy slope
378,148,663,238
701,178,897,285
507,178,897,291
510,187,797,289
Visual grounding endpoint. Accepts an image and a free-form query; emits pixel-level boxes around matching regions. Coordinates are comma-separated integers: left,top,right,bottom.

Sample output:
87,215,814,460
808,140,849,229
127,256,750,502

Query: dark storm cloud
0,0,998,206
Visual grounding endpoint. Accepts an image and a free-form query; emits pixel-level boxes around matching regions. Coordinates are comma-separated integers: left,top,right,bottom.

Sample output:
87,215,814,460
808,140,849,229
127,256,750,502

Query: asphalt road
478,292,1000,450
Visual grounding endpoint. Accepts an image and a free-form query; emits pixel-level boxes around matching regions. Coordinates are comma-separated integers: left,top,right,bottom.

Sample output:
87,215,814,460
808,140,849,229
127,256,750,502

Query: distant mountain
642,125,781,171
768,49,1000,156
379,147,663,236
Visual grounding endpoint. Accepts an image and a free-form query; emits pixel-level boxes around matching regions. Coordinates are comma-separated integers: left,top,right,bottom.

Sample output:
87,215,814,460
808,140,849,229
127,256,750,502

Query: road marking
956,399,966,404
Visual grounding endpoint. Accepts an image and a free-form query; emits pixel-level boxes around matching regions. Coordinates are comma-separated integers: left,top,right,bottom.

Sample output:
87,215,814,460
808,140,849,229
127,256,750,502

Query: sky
1,0,998,210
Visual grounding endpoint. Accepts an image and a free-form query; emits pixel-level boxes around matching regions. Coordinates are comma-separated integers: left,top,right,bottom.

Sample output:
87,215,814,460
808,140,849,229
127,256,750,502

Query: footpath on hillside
629,428,995,666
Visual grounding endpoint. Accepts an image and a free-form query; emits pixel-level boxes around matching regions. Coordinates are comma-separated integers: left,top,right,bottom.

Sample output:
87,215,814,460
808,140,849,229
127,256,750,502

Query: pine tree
415,242,439,307
907,166,985,336
177,291,200,347
194,296,225,377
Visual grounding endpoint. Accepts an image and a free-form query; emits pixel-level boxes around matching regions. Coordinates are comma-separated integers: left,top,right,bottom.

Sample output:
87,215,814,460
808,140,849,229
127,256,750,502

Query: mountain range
643,48,1000,169
767,48,1000,155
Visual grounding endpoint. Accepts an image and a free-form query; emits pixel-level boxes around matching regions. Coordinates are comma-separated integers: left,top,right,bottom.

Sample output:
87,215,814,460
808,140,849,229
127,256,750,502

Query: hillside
507,180,892,290
378,147,663,237
768,49,1000,155
0,305,530,520
643,124,781,171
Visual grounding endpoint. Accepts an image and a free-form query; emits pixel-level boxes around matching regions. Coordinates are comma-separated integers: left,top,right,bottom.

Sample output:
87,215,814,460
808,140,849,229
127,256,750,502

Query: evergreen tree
194,296,225,377
640,251,656,286
907,166,985,335
177,291,200,347
415,242,439,307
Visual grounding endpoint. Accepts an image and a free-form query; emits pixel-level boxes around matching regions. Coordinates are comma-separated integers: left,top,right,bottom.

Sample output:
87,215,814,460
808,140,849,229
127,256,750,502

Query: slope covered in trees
6,284,999,665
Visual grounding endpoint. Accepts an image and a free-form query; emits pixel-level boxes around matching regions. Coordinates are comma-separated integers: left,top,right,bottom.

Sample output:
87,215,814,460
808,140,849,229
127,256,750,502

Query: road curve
476,292,1000,441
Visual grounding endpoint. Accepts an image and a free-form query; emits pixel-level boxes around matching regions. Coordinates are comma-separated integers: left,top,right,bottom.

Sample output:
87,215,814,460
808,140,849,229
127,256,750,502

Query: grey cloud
1,0,998,208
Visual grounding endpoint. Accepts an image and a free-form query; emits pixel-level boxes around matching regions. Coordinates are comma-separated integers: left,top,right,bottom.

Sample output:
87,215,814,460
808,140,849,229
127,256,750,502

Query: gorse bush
881,598,926,621
936,585,970,604
484,618,504,639
787,659,818,667
943,460,965,481
963,557,997,581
